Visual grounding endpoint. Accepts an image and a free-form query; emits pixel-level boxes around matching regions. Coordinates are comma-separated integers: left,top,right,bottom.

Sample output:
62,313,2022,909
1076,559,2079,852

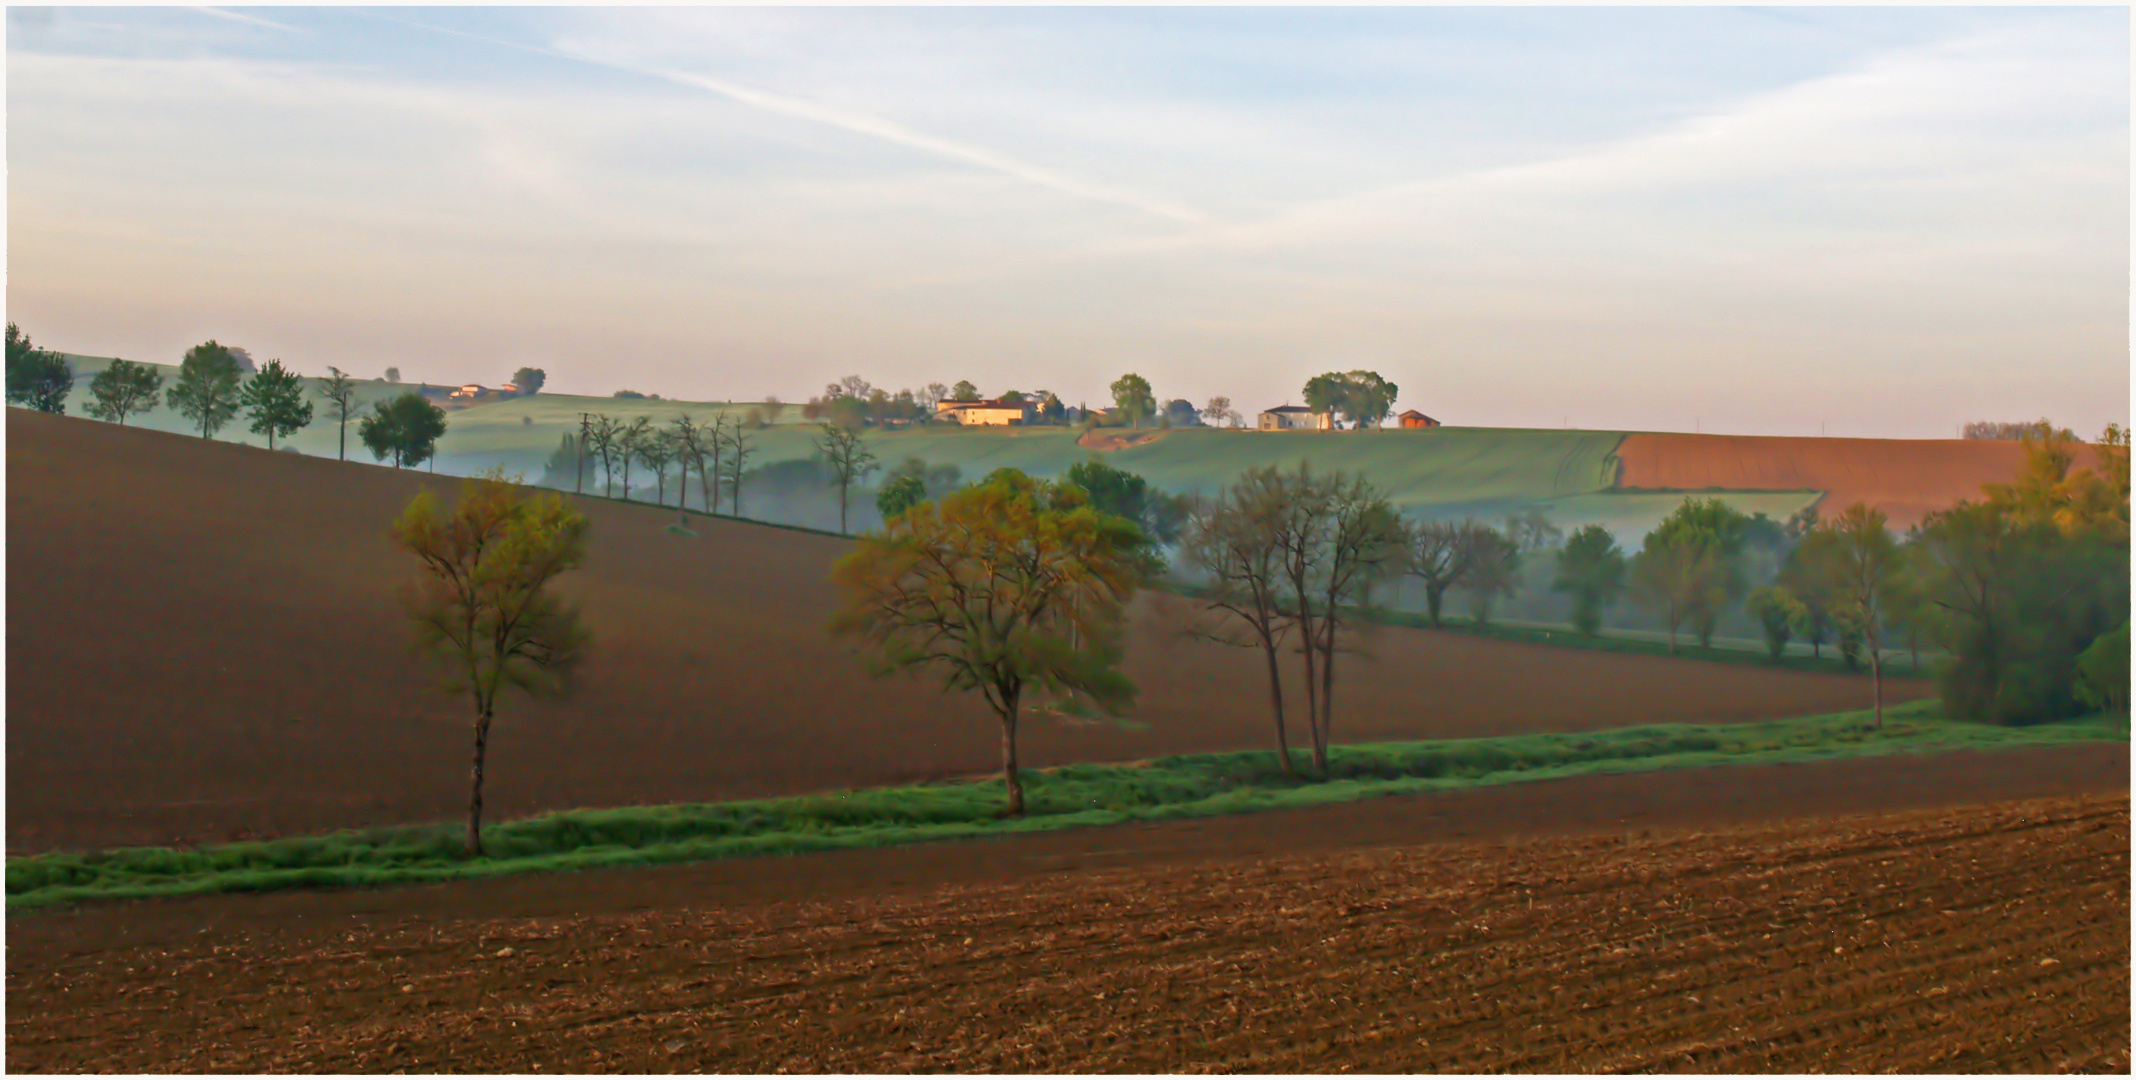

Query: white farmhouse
1257,404,1332,431
935,398,1035,426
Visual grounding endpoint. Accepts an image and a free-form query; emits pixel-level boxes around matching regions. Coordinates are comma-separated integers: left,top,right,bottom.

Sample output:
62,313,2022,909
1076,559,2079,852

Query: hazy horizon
7,6,2128,439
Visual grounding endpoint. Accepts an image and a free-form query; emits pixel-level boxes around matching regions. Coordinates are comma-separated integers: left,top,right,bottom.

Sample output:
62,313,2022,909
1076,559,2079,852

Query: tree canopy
359,392,449,469
511,367,547,394
84,359,164,426
167,340,246,438
1302,370,1399,430
238,359,314,450
831,469,1155,815
394,474,590,856
6,323,75,414
1109,373,1155,428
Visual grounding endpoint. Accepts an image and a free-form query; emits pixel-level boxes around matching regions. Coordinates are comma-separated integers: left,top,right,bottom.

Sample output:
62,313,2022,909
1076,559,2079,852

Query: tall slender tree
815,422,879,533
1182,472,1301,773
720,420,755,515
167,340,246,438
315,367,361,460
238,359,314,450
1797,504,1909,728
394,474,590,857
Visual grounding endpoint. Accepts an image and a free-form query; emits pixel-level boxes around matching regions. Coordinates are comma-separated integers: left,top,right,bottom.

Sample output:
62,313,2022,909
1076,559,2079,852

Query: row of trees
568,411,760,518
12,328,450,470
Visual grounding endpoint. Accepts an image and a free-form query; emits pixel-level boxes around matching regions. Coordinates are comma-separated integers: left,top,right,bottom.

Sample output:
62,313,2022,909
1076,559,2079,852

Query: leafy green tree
1459,525,1522,626
238,359,314,450
1628,497,1749,651
6,323,75,414
2074,621,2129,714
1110,372,1155,428
167,340,246,438
317,366,361,460
1303,370,1399,430
1794,504,1908,726
1552,525,1627,635
511,366,546,394
815,422,879,533
1746,585,1806,661
876,474,928,521
84,359,164,426
832,469,1154,815
358,392,449,469
394,474,590,857
949,379,980,401
1063,458,1185,543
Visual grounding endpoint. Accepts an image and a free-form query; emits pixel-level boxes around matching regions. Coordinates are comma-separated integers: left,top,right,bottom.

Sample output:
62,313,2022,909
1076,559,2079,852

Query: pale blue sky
6,6,2127,437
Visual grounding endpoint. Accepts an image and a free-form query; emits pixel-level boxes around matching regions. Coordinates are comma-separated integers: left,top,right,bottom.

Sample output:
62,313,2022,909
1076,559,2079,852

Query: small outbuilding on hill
1398,410,1441,429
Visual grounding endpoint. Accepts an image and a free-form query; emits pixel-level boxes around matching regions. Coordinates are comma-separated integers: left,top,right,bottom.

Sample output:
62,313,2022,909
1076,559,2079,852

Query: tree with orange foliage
394,474,590,856
831,469,1155,815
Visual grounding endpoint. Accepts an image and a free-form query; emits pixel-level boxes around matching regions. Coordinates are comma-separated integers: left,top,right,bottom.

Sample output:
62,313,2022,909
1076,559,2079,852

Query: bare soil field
8,412,1921,853
9,772,2125,1073
1615,432,2029,528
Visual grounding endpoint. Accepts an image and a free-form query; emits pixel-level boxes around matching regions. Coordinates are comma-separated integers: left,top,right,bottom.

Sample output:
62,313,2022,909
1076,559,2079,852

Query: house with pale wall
934,398,1035,426
1257,404,1332,431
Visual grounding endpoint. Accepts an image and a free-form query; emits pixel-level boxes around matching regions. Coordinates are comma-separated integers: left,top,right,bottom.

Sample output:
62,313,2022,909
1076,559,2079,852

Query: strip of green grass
1368,610,1931,677
8,703,2121,911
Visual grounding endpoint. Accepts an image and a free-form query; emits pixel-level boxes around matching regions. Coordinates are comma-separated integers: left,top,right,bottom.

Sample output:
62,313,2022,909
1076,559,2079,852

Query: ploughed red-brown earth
1616,432,2031,528
7,766,2126,1073
7,412,1926,853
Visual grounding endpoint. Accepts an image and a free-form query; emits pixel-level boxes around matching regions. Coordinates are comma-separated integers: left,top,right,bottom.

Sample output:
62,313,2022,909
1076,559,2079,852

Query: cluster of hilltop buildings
934,397,1440,430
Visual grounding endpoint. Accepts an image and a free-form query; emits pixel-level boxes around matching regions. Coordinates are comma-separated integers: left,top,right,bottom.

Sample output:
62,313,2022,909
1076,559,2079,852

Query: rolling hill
6,410,1913,852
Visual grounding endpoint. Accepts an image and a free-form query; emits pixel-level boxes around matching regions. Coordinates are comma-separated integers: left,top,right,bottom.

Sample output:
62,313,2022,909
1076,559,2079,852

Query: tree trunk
466,707,493,858
268,429,276,451
1260,634,1293,775
999,688,1024,816
339,417,348,461
1315,617,1336,773
1425,583,1445,627
1297,602,1322,775
840,478,849,534
1869,630,1883,730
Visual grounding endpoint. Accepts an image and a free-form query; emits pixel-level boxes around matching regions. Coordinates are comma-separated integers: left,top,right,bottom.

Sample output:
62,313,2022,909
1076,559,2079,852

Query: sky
5,6,2128,438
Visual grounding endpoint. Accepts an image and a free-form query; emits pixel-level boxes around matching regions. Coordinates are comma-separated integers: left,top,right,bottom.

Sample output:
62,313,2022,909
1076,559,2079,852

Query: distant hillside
37,351,2021,540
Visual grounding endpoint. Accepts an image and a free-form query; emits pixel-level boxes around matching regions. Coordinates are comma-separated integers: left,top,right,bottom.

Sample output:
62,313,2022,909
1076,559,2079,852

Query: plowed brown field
8,786,2125,1073
7,412,1922,853
1616,432,2030,528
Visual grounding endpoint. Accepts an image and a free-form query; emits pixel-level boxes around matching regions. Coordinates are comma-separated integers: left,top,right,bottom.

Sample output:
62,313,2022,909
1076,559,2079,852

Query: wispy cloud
636,66,1211,226
191,7,304,34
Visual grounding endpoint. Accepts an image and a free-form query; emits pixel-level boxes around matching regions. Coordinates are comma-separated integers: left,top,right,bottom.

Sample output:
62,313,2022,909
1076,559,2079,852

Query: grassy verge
9,703,2122,911
1367,610,1933,677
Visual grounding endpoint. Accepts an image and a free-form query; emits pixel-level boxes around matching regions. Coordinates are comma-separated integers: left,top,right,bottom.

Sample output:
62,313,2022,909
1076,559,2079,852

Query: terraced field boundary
9,703,2121,911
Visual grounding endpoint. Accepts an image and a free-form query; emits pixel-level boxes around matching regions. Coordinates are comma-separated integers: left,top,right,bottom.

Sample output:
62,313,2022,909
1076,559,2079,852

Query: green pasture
8,701,2121,911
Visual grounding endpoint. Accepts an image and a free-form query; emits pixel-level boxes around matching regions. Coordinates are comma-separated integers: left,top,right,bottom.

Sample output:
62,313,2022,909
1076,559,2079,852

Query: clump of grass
8,702,2120,910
